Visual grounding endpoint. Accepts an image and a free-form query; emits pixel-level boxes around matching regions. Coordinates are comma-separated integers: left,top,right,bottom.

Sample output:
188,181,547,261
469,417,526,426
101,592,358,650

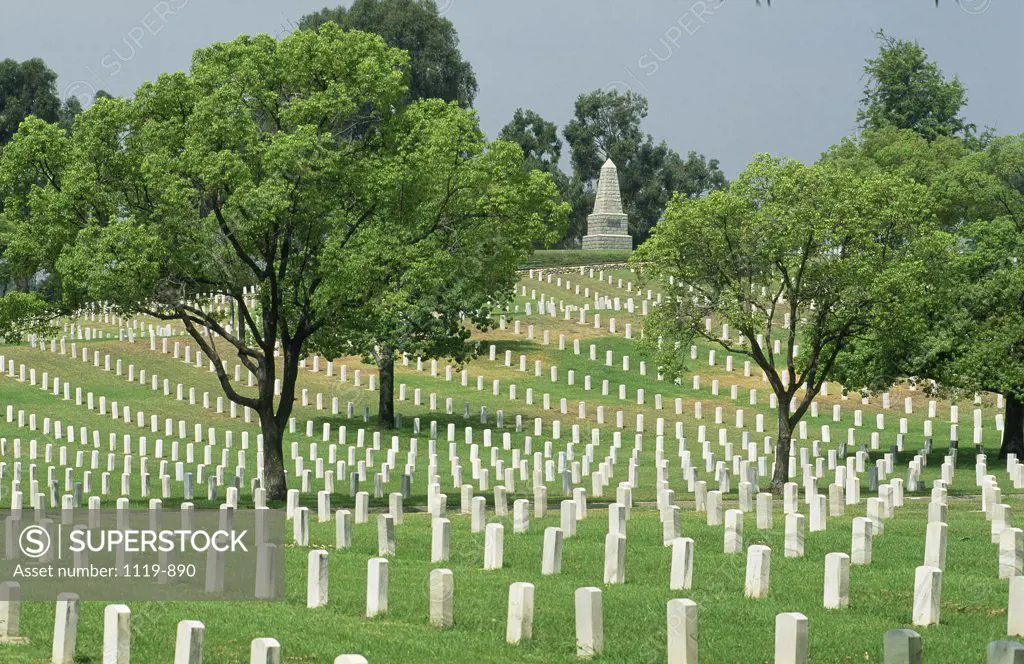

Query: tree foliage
0,58,82,147
857,31,972,142
0,25,562,497
822,126,1024,456
564,89,725,245
816,129,964,399
920,136,1024,455
299,0,477,108
312,105,567,427
498,107,578,247
635,155,937,492
822,126,972,230
498,108,562,173
564,90,649,183
0,58,60,146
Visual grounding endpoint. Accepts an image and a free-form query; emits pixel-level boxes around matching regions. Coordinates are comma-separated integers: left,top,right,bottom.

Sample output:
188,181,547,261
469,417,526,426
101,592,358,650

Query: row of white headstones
0,356,989,535
1,332,1001,480
2,289,1016,618
6,314,1024,650
1,307,1013,531
0,587,369,664
2,465,1023,664
50,264,999,426
522,267,1003,440
38,287,1004,449
12,585,1020,662
8,300,1006,473
0,295,1020,661
2,335,1020,607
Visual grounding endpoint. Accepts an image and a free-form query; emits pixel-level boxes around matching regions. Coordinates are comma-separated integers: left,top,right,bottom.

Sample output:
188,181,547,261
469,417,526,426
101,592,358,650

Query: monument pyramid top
592,158,625,216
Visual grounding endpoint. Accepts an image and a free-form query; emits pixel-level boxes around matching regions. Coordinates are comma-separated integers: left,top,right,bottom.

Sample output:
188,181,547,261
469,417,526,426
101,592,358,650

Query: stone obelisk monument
581,158,633,251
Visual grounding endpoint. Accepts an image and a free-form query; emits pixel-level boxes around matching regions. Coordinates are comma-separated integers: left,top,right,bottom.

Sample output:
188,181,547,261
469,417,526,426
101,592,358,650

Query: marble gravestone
581,159,633,251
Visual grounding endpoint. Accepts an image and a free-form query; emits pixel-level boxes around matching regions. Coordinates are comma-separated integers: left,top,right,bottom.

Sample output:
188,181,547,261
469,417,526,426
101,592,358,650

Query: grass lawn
1,503,1014,663
0,266,1017,662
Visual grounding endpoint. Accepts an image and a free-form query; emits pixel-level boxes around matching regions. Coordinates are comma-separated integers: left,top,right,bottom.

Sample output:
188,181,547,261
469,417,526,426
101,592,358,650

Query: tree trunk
263,341,303,502
258,409,288,501
770,401,793,495
1000,393,1024,460
378,348,396,429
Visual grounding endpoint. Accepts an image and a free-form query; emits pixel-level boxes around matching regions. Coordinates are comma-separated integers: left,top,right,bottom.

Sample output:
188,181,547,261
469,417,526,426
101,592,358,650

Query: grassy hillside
523,250,633,269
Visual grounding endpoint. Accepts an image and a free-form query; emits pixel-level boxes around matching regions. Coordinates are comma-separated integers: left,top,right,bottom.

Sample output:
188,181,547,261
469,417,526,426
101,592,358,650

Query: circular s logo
19,525,51,559
61,80,96,108
959,0,991,14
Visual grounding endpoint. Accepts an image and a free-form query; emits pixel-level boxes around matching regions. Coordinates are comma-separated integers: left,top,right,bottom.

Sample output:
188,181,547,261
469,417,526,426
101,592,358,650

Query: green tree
564,89,725,245
0,117,82,296
57,96,82,134
312,110,567,428
0,25,555,499
817,127,966,406
0,60,82,297
634,155,936,493
564,89,648,184
629,147,727,244
0,58,60,146
821,128,1024,457
559,175,592,249
666,151,728,205
498,108,562,173
921,136,1024,457
299,0,477,108
821,126,969,229
498,108,578,246
857,31,972,141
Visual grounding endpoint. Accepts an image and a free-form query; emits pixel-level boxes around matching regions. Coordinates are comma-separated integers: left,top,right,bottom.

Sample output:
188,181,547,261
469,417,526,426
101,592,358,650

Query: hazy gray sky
4,0,1021,177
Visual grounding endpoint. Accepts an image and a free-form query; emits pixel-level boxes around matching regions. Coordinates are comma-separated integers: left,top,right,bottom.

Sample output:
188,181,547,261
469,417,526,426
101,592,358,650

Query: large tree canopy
564,90,649,182
857,31,973,142
498,108,562,174
821,127,1024,458
913,136,1024,457
0,25,562,499
564,89,725,245
312,105,567,428
635,155,938,493
821,126,969,228
498,107,578,246
0,58,61,146
817,127,968,398
299,0,477,108
0,57,83,147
